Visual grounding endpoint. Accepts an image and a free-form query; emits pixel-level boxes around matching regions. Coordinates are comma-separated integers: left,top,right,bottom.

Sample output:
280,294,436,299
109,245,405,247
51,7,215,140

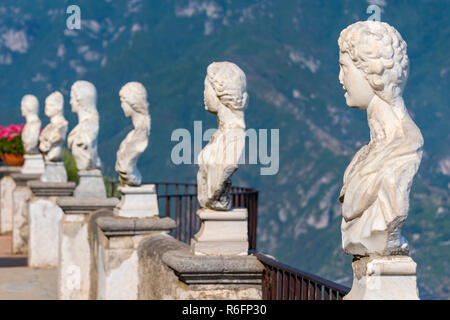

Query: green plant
62,149,79,183
0,124,25,155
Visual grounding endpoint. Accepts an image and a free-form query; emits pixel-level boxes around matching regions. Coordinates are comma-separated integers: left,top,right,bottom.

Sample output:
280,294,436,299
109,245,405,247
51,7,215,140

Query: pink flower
7,131,18,140
9,125,20,133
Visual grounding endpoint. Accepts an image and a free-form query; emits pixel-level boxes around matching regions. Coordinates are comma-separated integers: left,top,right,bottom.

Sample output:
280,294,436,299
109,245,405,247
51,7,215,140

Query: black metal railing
255,253,350,300
108,181,259,251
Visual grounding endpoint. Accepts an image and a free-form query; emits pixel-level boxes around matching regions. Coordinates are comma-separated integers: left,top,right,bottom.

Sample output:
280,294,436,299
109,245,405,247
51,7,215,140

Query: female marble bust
39,91,68,162
197,62,248,211
67,81,102,171
338,21,423,256
115,82,151,186
21,94,41,155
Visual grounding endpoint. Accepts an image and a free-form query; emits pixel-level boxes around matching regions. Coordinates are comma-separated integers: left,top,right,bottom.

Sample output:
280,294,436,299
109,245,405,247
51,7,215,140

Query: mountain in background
0,0,448,299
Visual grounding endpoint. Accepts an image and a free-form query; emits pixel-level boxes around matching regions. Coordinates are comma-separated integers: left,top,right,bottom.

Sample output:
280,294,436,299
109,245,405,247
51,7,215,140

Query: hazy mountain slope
0,0,448,299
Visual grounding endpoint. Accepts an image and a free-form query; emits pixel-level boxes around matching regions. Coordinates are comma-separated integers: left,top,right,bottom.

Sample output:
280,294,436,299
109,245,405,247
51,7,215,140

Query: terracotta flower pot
0,153,25,166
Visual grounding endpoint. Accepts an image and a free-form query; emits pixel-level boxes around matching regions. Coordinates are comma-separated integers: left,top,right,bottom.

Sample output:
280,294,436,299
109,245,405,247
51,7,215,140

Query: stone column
56,197,118,300
0,166,21,234
10,173,41,254
27,181,75,268
96,215,175,300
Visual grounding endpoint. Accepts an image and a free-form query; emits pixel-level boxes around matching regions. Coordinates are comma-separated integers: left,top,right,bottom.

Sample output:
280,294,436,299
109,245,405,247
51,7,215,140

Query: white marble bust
115,82,151,186
338,21,423,256
67,81,102,171
21,95,41,155
39,91,68,162
197,62,248,211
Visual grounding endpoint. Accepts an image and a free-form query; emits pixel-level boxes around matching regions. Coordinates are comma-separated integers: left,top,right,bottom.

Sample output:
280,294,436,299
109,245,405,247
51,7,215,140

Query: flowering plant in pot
0,124,25,166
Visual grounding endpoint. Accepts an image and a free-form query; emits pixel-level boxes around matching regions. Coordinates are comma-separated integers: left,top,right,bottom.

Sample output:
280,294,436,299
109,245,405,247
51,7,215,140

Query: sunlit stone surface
338,20,423,299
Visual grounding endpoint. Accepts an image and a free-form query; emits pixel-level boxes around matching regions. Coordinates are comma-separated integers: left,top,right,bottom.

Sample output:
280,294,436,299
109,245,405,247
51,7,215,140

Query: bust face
339,52,375,110
70,90,79,114
21,96,38,118
120,96,133,118
20,101,27,117
45,99,58,118
203,79,220,114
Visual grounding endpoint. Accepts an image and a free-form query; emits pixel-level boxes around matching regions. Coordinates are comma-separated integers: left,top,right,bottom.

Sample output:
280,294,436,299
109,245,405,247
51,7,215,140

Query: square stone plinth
74,170,107,198
41,162,67,183
191,208,249,256
114,185,159,218
21,154,45,175
344,255,419,300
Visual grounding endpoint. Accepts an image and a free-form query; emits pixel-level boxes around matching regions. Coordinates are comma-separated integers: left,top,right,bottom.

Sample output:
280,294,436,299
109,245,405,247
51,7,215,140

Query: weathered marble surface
68,81,102,171
21,154,45,175
0,175,16,234
57,197,118,300
197,62,248,211
344,256,419,300
41,162,67,183
338,21,423,257
73,169,106,198
28,198,64,268
21,95,41,155
115,82,150,187
39,91,68,162
113,185,158,218
139,235,262,300
96,214,175,300
27,181,75,268
12,186,32,254
191,208,248,256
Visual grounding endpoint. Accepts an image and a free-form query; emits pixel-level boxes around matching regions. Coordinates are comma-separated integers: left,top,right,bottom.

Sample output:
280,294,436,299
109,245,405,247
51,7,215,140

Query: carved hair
71,81,99,115
119,82,149,115
45,91,64,114
21,94,39,114
206,62,249,111
338,21,409,102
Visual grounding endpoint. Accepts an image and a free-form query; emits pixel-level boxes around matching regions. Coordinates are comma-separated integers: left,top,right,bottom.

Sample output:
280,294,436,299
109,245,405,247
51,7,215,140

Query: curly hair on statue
338,21,409,102
206,62,249,111
119,82,149,116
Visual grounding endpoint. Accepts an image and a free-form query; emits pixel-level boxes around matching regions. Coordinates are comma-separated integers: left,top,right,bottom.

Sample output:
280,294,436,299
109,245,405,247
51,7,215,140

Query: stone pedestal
21,154,45,174
56,197,119,300
191,208,249,256
96,216,175,300
114,184,159,218
12,187,32,254
0,166,21,234
10,173,41,254
28,181,75,268
344,255,419,300
41,161,68,183
74,169,106,198
139,235,263,300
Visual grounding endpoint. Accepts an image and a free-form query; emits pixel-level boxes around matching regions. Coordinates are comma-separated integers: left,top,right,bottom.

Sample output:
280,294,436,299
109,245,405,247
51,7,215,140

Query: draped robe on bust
68,117,101,171
197,124,245,211
39,120,68,162
340,104,423,256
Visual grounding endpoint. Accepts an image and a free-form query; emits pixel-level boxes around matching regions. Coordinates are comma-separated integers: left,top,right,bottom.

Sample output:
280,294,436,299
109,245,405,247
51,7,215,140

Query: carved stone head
119,82,149,118
45,91,64,118
21,94,39,119
338,21,409,109
70,80,98,115
204,62,248,114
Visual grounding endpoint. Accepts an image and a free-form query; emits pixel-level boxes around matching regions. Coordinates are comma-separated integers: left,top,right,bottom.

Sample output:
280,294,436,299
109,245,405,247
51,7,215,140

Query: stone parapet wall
138,234,263,300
